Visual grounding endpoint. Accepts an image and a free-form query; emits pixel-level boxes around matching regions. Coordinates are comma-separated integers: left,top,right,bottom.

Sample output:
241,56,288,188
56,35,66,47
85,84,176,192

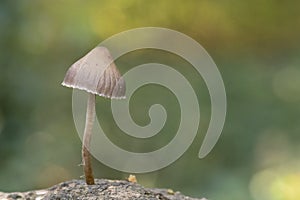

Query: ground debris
0,179,206,200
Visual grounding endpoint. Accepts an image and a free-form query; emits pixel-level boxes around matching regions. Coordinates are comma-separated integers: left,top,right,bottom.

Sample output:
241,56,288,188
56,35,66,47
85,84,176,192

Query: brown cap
62,46,125,99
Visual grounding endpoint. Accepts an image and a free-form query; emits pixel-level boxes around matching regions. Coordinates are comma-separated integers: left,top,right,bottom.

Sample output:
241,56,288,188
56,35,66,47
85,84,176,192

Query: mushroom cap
62,46,125,99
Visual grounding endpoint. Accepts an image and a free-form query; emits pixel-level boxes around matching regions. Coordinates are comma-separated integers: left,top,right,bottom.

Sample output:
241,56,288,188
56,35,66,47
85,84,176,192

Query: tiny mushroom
62,46,126,185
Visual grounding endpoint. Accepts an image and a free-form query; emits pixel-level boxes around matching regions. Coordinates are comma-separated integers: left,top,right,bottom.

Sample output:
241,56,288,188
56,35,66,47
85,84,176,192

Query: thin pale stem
82,93,96,185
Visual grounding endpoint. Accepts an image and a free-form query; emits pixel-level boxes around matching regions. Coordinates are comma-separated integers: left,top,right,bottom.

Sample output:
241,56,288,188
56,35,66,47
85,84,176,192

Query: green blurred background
1,1,300,199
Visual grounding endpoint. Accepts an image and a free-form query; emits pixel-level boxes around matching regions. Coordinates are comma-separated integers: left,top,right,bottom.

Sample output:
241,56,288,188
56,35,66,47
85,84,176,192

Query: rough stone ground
0,179,207,200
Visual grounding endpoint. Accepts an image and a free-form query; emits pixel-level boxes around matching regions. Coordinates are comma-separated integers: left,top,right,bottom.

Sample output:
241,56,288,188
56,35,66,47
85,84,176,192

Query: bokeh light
250,162,300,200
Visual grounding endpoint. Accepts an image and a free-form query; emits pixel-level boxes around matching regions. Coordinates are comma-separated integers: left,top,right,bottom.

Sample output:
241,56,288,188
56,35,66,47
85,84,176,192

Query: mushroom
62,46,125,185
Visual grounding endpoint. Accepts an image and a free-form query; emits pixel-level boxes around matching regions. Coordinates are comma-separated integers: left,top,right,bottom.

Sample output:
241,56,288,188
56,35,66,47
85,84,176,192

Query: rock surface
0,179,207,200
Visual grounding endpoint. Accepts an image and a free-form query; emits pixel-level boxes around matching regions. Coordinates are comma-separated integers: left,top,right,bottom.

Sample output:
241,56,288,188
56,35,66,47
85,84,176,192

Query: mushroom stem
82,93,96,185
